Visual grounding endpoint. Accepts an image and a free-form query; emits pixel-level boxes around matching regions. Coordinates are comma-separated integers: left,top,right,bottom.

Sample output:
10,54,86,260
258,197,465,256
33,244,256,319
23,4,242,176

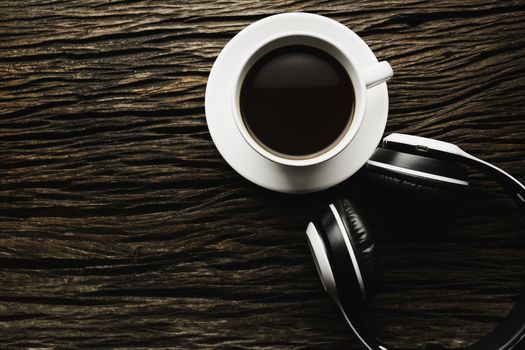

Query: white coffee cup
230,32,393,168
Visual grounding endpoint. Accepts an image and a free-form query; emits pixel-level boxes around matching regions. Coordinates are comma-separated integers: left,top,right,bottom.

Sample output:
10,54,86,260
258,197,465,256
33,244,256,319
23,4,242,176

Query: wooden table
1,1,525,349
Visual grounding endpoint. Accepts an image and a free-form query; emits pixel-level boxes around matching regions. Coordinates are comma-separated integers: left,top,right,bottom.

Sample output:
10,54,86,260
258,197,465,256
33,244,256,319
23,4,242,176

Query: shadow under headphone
306,134,525,350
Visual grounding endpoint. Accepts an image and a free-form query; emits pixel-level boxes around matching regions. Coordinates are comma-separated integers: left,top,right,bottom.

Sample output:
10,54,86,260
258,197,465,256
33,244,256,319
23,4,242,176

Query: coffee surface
240,45,354,159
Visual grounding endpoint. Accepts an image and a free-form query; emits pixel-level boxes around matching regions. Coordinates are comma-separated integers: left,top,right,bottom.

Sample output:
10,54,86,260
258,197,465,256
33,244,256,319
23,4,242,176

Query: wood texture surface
1,1,525,349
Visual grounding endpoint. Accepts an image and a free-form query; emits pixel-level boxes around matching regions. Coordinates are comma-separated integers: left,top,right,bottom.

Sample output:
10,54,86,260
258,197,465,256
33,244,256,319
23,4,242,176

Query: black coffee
240,45,354,159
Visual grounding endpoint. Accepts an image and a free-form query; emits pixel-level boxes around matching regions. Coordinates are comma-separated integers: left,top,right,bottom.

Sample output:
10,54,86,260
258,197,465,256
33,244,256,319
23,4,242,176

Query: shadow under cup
233,35,363,164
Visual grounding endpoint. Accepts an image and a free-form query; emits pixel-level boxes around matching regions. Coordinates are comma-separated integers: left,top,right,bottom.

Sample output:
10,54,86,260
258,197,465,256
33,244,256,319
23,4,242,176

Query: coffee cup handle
363,61,393,89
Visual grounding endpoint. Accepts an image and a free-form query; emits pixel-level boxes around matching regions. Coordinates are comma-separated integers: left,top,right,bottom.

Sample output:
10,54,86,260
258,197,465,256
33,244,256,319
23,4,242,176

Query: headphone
306,133,525,350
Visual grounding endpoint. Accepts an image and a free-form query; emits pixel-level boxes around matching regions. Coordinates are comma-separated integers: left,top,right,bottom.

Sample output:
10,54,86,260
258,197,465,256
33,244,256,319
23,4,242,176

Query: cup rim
231,31,367,168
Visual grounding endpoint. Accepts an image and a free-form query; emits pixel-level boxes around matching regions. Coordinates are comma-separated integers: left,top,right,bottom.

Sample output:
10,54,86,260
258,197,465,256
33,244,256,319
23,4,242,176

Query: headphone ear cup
367,170,457,199
366,147,469,199
319,199,383,307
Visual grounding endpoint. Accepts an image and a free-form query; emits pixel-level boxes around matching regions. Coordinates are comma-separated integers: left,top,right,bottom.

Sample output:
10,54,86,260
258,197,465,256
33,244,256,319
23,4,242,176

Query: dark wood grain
1,1,525,349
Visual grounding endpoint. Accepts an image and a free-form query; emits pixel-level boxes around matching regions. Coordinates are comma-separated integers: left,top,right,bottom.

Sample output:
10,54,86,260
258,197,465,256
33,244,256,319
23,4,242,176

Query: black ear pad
319,199,382,307
366,147,469,198
336,199,383,297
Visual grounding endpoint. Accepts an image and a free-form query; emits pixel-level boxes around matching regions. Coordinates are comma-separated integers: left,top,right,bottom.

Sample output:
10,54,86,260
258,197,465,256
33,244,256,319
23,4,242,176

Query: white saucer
205,13,389,193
